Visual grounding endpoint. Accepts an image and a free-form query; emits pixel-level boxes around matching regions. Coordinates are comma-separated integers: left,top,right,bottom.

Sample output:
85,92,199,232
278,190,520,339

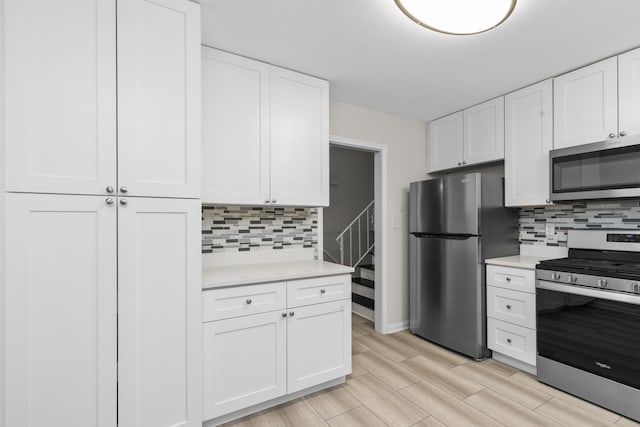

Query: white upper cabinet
427,97,504,173
553,57,618,149
117,0,201,199
201,48,271,205
4,0,117,195
5,193,117,427
4,0,201,199
201,48,329,207
270,66,329,206
504,80,553,207
618,46,640,138
427,112,463,173
118,197,201,427
463,97,505,165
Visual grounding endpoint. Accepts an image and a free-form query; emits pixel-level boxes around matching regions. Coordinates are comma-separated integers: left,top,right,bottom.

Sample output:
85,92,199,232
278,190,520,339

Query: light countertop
485,255,552,270
202,260,354,290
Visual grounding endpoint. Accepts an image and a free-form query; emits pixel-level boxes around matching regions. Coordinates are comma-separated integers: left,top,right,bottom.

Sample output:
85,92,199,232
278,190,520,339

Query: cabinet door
203,312,287,420
117,0,201,199
504,80,553,207
201,47,271,205
287,300,351,393
118,197,201,427
270,66,329,206
4,0,117,195
553,57,618,149
618,47,640,139
5,193,117,426
427,112,463,172
463,97,505,164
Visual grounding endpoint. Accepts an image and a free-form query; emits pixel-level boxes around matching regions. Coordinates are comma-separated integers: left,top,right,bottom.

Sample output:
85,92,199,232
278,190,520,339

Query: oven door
536,280,640,389
550,138,640,201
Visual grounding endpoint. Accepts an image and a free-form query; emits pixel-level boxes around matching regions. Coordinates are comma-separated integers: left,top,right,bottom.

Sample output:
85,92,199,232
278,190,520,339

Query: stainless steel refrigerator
409,173,518,360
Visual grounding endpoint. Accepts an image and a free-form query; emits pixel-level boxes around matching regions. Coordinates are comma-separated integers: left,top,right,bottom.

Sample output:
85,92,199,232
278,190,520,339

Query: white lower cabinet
486,264,537,372
4,193,201,427
202,275,351,422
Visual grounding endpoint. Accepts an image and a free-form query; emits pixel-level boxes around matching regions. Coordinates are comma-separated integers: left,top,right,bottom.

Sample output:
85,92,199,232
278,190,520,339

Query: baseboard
351,303,374,321
492,351,536,375
385,320,409,334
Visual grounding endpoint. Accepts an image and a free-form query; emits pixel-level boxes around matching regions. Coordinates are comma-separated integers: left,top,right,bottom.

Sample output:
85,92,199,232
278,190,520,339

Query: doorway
324,135,388,333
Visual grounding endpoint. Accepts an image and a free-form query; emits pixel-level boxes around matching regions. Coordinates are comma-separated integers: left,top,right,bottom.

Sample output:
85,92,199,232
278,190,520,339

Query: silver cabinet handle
620,131,627,137
608,132,616,139
507,338,512,344
119,199,128,206
120,186,128,193
289,311,295,317
320,288,326,294
506,304,512,310
246,298,252,305
106,186,114,194
105,198,114,205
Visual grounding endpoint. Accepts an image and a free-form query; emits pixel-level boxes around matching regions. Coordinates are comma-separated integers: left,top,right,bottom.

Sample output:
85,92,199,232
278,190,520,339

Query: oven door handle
537,280,640,305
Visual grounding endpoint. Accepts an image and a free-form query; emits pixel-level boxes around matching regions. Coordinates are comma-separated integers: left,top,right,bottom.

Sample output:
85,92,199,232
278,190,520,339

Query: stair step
352,293,375,310
359,264,375,271
352,277,374,289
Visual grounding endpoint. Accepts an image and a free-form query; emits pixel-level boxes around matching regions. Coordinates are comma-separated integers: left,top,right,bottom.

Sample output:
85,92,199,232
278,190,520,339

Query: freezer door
409,174,480,235
409,234,487,359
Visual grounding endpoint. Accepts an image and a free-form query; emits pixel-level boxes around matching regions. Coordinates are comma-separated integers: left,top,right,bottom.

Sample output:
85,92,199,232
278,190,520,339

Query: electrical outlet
545,223,555,236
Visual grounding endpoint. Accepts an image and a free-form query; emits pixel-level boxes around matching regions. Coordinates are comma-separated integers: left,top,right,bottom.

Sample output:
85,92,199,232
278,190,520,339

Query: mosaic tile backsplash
202,206,318,254
519,199,640,246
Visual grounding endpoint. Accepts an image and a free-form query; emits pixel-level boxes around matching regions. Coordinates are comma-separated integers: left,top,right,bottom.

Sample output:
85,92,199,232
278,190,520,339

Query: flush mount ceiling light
394,0,517,35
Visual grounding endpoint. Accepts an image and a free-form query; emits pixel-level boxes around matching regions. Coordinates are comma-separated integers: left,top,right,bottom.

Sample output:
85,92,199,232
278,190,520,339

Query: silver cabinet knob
289,311,295,317
457,162,462,166
620,131,627,137
271,199,277,204
506,304,512,310
506,277,511,282
282,312,288,317
608,132,616,139
246,298,252,305
106,186,114,194
507,338,512,344
320,288,326,294
462,161,466,165
119,199,128,206
105,198,114,205
546,199,551,204
120,186,128,193
265,199,270,204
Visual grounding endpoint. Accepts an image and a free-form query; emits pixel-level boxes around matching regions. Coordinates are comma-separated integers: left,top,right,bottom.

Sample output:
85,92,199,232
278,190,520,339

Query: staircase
335,201,375,321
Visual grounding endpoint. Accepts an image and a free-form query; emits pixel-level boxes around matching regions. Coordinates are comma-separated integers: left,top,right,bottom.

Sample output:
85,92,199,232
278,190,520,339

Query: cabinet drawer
203,282,286,322
486,265,535,293
487,318,536,366
487,286,536,329
287,275,351,308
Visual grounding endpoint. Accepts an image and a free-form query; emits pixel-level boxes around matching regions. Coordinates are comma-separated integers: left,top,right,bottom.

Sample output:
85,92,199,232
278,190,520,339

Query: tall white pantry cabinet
0,0,202,426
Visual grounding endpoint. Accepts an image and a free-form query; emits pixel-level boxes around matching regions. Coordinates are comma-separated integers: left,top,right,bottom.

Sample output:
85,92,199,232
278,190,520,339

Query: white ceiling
201,0,640,122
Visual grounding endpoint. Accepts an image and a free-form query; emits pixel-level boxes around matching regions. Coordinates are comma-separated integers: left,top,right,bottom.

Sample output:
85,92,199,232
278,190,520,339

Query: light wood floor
222,314,640,427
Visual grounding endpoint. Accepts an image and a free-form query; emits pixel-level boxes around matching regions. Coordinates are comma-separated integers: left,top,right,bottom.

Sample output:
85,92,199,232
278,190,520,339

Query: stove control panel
537,269,640,295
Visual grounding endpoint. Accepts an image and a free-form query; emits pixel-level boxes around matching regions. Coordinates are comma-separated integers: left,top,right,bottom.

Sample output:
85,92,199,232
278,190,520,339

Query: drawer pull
506,304,512,310
506,277,511,282
246,299,252,305
282,312,287,318
289,311,295,317
320,288,326,294
507,338,512,344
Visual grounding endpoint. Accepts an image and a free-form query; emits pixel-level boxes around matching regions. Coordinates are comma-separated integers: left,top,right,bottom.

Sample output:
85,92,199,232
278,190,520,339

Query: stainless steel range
536,229,640,422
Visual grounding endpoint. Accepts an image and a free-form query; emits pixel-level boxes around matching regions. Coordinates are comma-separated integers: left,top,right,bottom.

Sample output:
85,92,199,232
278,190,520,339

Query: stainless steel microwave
550,136,640,201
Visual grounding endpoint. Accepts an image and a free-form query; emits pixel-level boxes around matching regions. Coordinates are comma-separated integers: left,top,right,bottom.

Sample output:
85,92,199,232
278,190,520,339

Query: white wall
330,101,427,329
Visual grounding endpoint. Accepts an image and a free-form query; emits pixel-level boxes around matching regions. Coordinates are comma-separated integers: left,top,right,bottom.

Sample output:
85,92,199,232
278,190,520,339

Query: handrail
336,200,375,267
336,200,374,242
